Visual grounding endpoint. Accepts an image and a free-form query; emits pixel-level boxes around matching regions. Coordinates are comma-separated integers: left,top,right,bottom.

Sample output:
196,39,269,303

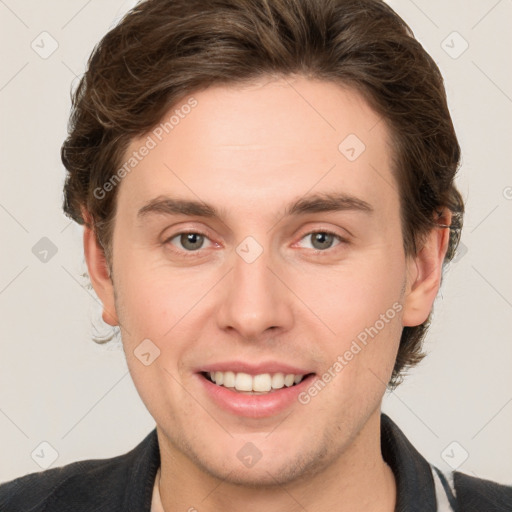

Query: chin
191,440,332,489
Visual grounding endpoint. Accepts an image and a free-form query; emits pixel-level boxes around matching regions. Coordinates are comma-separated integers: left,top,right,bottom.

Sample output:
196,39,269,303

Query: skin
83,76,450,511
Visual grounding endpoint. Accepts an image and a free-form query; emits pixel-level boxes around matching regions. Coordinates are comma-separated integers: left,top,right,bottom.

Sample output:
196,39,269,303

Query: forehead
117,76,397,220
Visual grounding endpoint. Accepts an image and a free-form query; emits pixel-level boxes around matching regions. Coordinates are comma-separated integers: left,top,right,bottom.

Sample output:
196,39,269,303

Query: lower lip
196,373,316,418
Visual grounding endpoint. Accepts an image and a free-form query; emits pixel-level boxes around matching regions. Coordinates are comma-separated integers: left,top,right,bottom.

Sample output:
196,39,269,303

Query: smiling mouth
201,371,315,394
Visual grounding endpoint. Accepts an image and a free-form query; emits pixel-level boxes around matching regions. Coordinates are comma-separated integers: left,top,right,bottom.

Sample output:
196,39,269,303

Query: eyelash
163,230,214,258
296,229,348,254
163,229,348,257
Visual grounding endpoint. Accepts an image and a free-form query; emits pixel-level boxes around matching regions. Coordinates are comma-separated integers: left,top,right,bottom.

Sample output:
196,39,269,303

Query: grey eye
177,233,205,251
308,232,337,250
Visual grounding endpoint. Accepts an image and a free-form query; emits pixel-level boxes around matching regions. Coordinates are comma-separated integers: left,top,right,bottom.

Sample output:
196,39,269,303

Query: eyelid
298,226,349,240
293,228,349,251
162,225,350,256
163,228,218,256
161,222,215,243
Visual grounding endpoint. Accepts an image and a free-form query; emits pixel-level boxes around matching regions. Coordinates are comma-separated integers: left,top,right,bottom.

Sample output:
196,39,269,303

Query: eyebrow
136,192,374,221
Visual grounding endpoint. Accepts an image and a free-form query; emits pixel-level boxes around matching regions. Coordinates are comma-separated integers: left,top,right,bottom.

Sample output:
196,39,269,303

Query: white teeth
284,374,295,387
271,373,285,389
235,372,253,391
223,371,236,388
253,373,272,392
206,371,306,392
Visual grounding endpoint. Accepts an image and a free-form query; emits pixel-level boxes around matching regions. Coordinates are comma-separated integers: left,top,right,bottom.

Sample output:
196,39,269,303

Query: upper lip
197,361,314,376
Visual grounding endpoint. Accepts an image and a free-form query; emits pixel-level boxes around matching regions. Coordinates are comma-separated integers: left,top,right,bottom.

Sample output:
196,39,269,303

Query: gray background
0,0,511,485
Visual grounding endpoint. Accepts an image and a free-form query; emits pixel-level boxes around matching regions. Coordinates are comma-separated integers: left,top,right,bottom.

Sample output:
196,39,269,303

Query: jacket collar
123,427,160,512
128,413,437,511
381,413,437,511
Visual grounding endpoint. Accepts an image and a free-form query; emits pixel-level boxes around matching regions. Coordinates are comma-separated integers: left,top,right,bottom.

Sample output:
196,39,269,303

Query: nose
215,242,294,342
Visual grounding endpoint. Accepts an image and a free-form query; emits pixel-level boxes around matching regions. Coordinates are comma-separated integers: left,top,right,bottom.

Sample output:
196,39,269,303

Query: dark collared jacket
1,414,511,511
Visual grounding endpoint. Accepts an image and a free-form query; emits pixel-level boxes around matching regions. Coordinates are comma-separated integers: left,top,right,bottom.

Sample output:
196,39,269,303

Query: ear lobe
402,211,452,327
82,209,119,327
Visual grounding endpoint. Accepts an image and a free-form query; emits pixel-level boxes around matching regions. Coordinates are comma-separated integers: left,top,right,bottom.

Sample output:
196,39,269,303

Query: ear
81,208,119,326
402,210,452,327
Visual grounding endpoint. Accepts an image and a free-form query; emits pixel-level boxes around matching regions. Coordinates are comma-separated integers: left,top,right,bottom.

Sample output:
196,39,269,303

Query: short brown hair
61,0,464,389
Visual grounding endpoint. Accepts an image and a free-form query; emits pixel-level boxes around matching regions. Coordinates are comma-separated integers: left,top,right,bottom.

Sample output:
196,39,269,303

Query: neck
156,409,396,512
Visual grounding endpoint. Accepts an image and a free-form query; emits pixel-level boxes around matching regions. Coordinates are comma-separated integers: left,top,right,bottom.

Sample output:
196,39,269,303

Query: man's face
107,77,410,484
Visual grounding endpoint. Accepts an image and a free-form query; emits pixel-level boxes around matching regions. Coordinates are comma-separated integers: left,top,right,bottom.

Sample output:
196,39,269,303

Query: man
1,0,510,510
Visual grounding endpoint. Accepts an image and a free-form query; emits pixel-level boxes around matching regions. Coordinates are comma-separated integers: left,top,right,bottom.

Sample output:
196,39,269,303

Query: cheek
294,245,405,400
114,253,207,340
297,249,405,338
311,299,403,422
